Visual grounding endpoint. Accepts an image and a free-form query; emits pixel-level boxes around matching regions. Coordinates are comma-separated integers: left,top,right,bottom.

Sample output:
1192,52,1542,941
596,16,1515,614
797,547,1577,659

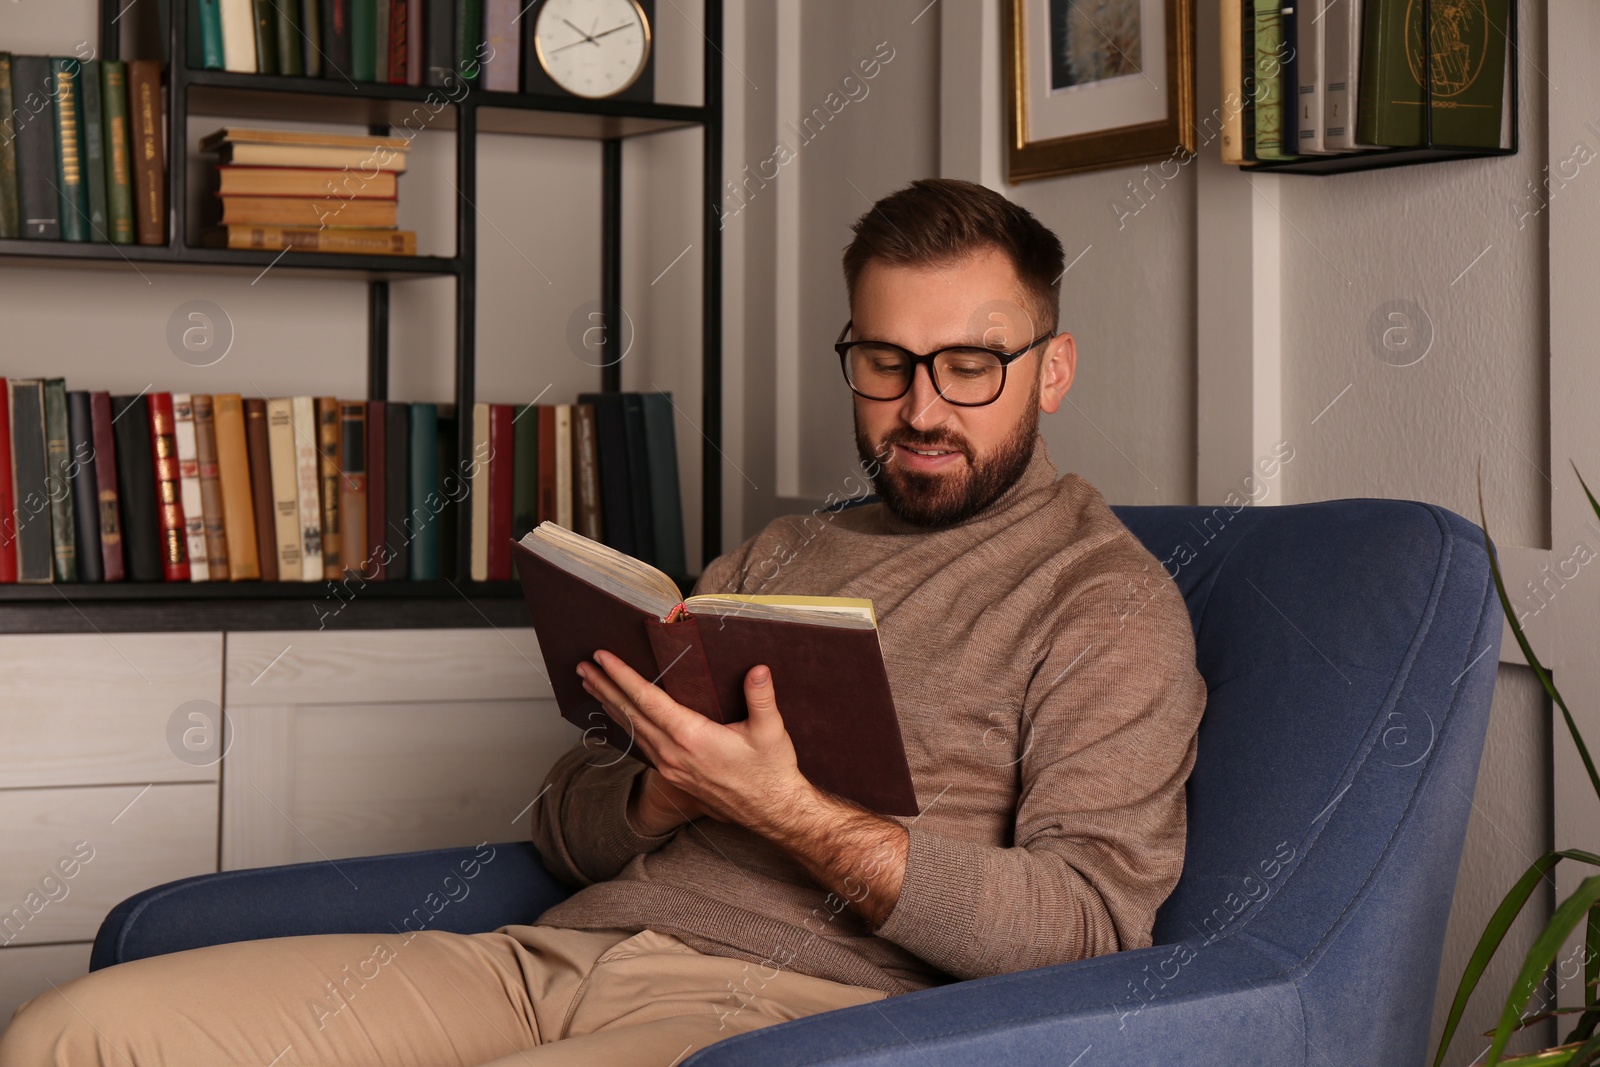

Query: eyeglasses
834,320,1053,407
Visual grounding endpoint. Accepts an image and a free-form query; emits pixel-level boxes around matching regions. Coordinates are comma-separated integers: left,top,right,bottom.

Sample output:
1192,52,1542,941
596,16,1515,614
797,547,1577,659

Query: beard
854,376,1042,529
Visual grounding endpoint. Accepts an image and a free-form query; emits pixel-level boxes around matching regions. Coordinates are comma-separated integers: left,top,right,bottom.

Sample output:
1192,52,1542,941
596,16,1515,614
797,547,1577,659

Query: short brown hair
841,178,1066,336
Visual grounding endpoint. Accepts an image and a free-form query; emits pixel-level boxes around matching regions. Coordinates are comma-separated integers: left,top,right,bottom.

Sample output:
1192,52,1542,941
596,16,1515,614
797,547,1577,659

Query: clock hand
562,17,598,43
551,36,593,52
592,22,636,39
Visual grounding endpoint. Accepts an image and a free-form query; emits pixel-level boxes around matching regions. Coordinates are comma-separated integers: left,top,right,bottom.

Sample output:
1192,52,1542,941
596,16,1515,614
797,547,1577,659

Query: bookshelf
0,1,723,632
1239,0,1518,175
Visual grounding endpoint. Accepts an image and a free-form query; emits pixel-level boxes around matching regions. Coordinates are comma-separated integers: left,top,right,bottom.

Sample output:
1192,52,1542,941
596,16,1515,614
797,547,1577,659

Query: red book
147,393,191,581
0,377,15,583
366,399,387,580
90,392,125,582
389,0,408,85
487,404,514,580
537,405,556,524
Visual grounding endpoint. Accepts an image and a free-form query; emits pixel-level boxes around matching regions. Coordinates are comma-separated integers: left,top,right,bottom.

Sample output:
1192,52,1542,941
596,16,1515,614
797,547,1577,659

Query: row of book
0,55,166,244
1218,0,1512,164
0,382,685,585
465,395,685,582
191,0,536,93
200,127,416,255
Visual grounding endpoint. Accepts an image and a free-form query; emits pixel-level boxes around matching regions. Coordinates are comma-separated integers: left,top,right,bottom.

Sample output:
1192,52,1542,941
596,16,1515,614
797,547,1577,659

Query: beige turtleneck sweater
531,433,1207,996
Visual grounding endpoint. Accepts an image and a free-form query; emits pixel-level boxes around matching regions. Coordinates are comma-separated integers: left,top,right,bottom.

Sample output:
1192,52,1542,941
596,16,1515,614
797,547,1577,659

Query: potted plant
1431,466,1600,1066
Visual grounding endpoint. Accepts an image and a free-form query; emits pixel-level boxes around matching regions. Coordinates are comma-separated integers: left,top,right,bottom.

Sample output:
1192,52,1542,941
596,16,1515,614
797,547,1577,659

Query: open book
513,522,919,816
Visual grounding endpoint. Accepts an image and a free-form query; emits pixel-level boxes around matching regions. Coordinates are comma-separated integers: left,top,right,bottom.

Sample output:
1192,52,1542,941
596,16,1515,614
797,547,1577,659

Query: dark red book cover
366,399,386,579
537,405,556,524
146,393,191,581
389,0,408,85
510,539,919,817
91,391,124,582
0,377,15,583
487,403,513,580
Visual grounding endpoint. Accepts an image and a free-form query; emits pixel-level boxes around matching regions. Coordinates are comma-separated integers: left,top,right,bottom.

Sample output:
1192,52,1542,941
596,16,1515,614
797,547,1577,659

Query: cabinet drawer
0,633,223,788
0,942,93,1037
0,783,217,946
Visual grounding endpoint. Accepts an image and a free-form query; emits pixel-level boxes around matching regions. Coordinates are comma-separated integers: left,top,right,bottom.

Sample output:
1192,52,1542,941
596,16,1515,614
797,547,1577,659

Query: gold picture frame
1003,0,1195,181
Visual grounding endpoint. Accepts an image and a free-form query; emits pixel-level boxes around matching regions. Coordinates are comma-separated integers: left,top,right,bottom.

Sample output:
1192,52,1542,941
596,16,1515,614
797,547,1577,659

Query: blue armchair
91,498,1502,1066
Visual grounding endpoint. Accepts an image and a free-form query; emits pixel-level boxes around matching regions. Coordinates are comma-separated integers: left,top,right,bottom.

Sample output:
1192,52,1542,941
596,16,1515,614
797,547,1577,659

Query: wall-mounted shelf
1241,0,1517,175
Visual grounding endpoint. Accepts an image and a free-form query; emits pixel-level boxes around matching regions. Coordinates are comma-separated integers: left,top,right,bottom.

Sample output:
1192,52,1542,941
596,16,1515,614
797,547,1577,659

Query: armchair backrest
1111,499,1500,1062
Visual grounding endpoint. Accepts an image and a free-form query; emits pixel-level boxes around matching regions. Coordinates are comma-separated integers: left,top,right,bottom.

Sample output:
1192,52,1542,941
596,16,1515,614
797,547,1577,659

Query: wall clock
529,0,654,101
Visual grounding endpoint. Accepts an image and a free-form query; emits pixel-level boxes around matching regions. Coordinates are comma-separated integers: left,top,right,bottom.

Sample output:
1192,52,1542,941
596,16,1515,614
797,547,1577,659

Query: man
0,178,1205,1066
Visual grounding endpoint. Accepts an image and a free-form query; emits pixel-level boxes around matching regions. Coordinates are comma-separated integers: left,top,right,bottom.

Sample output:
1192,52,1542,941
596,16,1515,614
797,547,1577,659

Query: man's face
849,247,1076,527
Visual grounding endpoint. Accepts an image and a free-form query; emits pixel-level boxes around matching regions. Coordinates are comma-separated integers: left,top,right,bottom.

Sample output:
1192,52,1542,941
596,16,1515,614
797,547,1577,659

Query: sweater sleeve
872,552,1207,979
529,546,750,886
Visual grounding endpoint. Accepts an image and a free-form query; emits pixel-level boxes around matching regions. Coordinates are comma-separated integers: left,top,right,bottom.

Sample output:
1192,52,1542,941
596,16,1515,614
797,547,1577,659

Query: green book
79,60,108,242
101,61,135,244
511,402,539,542
1357,0,1509,148
194,0,226,69
253,0,281,74
408,402,439,579
640,392,685,578
301,0,323,77
277,0,306,76
50,58,91,242
1252,1,1298,161
352,0,376,81
0,54,19,238
43,378,77,582
457,0,482,82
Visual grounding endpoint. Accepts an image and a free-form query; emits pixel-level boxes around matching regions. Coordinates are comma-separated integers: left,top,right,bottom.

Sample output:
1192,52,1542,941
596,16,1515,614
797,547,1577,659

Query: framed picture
1003,0,1195,181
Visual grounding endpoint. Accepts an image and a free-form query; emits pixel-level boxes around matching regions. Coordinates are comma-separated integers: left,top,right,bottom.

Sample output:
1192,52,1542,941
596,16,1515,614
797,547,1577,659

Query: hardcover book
66,392,103,582
338,401,367,577
100,60,136,243
9,379,52,583
50,58,91,242
513,522,920,817
90,391,124,580
316,396,342,577
1356,0,1510,148
266,398,304,578
214,394,261,579
172,393,211,581
127,60,165,245
192,394,231,579
0,376,15,581
245,397,279,581
44,379,78,581
147,392,192,582
111,394,162,581
0,55,19,238
12,56,61,239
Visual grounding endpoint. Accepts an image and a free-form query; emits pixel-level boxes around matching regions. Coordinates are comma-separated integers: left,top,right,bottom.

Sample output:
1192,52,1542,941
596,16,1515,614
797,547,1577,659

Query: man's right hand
626,767,708,836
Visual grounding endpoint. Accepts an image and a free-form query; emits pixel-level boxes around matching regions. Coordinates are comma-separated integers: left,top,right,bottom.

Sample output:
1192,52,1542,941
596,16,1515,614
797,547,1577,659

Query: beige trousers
0,925,887,1067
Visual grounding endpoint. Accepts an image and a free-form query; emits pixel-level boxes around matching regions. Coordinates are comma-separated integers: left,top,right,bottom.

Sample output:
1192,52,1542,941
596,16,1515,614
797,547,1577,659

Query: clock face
534,0,652,99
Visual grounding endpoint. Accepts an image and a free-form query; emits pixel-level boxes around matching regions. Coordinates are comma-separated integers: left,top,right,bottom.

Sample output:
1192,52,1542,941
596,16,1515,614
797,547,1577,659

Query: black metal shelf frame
1,1,726,628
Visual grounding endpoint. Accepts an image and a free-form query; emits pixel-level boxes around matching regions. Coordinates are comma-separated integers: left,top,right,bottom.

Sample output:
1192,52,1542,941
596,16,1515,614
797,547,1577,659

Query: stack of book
199,127,414,254
0,54,166,244
190,0,524,92
0,381,686,585
466,394,686,583
1218,0,1512,164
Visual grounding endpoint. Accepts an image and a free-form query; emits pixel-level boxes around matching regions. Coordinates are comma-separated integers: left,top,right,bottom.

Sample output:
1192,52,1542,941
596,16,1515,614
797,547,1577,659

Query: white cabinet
0,627,569,1034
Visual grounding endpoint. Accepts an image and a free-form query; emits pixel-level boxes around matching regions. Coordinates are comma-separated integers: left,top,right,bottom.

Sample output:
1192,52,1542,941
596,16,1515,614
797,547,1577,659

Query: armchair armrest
91,841,571,971
685,937,1306,1067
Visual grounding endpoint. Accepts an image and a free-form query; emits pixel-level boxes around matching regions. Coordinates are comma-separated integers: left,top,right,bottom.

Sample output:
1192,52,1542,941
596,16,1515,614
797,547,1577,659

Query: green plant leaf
1478,468,1600,805
1569,1030,1600,1067
1435,850,1600,1066
1487,877,1600,1066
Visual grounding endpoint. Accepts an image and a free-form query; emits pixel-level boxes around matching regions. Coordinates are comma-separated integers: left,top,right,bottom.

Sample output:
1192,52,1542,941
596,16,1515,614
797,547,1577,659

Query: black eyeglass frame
833,319,1055,407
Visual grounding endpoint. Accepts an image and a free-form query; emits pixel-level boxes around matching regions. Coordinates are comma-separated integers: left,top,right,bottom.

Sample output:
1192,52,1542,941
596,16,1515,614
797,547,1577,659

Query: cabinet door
222,629,572,870
0,633,224,788
0,943,94,1038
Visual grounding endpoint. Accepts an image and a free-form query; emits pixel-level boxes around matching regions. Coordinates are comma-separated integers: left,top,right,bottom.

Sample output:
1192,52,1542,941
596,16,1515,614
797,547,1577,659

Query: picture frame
1002,0,1195,181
